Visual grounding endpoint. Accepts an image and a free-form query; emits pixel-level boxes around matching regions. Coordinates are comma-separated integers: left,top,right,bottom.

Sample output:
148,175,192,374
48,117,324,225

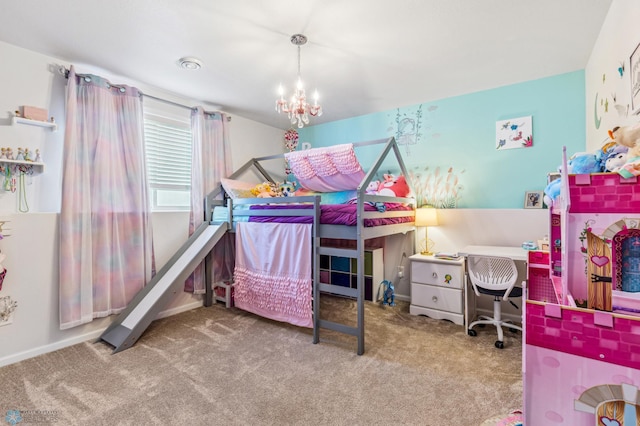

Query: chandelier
275,34,323,128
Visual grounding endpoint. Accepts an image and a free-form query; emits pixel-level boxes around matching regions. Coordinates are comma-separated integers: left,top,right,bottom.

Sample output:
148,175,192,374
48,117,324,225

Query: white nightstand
409,254,465,325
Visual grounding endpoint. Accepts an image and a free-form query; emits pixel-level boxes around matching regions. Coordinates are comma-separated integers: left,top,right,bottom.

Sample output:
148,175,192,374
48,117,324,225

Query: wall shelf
0,158,45,173
12,116,57,131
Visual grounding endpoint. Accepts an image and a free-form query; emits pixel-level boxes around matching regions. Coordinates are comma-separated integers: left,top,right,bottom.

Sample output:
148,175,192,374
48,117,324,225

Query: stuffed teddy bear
609,124,640,178
251,182,278,198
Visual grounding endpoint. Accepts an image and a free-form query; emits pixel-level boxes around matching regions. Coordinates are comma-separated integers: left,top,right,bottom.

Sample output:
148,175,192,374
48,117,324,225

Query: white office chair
467,255,523,349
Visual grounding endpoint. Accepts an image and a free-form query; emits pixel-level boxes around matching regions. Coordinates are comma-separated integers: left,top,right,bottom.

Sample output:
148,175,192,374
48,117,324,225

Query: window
143,112,192,210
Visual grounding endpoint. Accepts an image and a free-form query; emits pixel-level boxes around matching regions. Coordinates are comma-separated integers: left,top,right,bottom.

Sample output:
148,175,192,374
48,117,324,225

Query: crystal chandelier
275,34,323,128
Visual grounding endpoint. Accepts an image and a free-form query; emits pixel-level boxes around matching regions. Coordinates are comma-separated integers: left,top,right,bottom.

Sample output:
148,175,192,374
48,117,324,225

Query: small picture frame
524,191,543,209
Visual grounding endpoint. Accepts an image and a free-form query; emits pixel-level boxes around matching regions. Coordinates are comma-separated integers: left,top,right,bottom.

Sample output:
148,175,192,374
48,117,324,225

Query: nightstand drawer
411,283,462,313
411,260,463,289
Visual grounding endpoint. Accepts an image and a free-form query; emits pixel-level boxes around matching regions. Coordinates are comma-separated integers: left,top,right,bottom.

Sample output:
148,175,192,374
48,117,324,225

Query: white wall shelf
12,116,57,131
0,159,45,173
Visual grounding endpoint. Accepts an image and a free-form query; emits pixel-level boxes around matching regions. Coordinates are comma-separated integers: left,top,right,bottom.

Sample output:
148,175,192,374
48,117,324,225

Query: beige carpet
0,296,522,425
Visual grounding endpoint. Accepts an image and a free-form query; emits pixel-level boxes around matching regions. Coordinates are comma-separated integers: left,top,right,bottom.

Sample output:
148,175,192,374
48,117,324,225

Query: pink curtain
185,107,232,293
59,66,154,330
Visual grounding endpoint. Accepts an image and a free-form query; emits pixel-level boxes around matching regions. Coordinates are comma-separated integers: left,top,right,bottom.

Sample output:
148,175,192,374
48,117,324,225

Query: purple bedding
248,203,413,226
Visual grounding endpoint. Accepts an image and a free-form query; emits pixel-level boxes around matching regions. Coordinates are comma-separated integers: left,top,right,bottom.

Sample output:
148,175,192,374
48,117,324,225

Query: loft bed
204,137,416,355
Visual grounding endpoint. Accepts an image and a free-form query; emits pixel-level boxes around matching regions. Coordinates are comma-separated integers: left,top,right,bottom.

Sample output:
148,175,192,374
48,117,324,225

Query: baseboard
395,294,410,302
0,329,107,368
152,301,203,320
0,300,203,368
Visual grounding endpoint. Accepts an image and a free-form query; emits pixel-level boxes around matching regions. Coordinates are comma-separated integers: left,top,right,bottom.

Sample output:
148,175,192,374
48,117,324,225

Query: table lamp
415,207,438,255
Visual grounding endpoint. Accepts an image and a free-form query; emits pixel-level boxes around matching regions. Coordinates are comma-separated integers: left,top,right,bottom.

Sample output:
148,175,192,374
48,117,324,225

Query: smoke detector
177,57,202,70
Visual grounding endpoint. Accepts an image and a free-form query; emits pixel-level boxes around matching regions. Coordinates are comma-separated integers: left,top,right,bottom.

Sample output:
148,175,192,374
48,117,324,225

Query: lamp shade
415,207,438,227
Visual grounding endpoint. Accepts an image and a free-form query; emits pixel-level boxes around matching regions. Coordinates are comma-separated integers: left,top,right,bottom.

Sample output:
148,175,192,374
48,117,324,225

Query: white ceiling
0,0,612,130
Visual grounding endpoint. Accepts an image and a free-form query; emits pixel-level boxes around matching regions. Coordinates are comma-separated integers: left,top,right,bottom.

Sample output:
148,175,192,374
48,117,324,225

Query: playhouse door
620,233,640,293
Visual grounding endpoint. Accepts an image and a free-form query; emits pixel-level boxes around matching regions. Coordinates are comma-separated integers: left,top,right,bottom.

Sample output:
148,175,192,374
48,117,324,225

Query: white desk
459,245,528,333
459,245,528,261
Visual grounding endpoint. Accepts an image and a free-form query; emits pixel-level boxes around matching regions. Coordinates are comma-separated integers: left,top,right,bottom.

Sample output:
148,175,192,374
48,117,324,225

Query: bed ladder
98,221,228,353
314,244,369,355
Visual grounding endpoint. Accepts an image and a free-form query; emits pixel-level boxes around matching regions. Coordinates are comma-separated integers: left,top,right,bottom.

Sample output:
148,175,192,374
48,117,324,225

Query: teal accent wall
298,71,586,208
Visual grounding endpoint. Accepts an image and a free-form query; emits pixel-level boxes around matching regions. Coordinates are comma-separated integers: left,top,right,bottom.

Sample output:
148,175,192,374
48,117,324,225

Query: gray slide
98,221,228,353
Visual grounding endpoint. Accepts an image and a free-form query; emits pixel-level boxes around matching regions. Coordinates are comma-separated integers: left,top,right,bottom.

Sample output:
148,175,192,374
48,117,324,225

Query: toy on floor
380,280,396,306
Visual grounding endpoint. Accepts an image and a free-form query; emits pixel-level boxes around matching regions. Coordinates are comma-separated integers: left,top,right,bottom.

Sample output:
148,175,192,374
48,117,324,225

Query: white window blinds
143,113,192,209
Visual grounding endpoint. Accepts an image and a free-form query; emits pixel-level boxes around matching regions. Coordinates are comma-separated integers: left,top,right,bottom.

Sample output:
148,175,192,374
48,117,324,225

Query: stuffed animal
603,144,628,172
566,152,603,174
365,180,381,195
377,174,411,197
543,178,561,209
380,280,396,306
609,124,640,158
251,182,278,198
609,124,640,178
278,180,296,197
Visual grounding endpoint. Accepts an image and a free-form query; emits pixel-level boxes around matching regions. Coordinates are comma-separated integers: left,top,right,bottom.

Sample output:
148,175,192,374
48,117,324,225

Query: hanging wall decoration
496,115,533,150
630,41,640,115
283,128,299,176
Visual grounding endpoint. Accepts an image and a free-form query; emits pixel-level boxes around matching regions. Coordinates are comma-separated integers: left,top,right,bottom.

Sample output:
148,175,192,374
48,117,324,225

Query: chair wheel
495,340,504,349
468,329,477,337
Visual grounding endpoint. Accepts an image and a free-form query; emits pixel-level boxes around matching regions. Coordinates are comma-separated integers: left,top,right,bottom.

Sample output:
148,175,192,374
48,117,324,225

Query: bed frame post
356,198,366,355
312,195,321,345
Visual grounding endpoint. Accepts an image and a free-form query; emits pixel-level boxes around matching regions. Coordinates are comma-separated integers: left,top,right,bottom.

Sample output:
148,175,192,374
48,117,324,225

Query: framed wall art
524,190,543,209
631,41,640,115
496,115,533,150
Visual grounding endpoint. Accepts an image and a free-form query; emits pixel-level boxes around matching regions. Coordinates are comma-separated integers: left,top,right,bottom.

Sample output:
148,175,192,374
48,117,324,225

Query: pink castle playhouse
525,152,640,425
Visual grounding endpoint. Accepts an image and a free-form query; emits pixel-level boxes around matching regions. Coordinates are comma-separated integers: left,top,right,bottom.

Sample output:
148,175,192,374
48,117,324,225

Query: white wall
0,41,284,367
585,0,640,151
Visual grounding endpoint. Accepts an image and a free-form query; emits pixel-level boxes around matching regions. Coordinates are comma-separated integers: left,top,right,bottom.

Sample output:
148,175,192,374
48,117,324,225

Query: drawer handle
432,272,438,279
432,296,438,303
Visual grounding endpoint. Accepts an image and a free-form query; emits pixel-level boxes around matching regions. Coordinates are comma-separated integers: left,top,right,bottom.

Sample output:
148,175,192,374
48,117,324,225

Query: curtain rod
57,65,230,120
142,93,194,111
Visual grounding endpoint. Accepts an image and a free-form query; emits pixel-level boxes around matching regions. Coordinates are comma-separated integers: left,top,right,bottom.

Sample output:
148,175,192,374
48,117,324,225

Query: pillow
221,178,255,199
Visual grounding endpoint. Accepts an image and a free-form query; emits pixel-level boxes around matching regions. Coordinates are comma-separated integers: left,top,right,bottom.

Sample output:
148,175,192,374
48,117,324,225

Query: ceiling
0,0,613,130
